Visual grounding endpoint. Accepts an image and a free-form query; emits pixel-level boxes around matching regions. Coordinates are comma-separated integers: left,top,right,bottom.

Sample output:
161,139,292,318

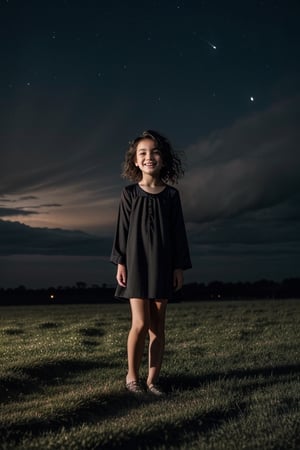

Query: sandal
147,383,165,397
126,380,145,394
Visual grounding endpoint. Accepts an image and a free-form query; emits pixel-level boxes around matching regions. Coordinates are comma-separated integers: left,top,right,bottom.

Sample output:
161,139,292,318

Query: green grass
0,300,299,449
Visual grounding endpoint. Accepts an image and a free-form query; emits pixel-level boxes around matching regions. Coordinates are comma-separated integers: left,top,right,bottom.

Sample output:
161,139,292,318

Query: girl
111,130,192,396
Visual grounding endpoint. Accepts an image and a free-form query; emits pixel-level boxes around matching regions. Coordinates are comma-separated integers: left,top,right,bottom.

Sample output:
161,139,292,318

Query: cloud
0,89,128,199
181,95,300,224
0,198,16,203
39,204,62,208
20,196,39,200
0,89,127,231
0,203,62,218
0,208,38,217
0,219,111,256
20,203,63,209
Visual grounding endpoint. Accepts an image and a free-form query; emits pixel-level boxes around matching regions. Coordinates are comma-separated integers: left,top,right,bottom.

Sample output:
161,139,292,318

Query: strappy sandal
126,380,145,394
147,383,165,396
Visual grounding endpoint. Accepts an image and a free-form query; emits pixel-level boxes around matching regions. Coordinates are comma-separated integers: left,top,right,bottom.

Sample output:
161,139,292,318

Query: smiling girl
111,130,192,395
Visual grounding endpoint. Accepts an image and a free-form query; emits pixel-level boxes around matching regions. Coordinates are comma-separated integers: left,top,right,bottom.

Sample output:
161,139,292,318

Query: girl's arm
110,188,132,265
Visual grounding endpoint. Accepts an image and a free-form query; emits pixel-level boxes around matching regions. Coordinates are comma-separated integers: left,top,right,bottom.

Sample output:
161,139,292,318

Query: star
250,96,255,102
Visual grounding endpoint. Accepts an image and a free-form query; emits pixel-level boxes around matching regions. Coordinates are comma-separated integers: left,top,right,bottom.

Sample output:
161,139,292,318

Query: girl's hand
173,268,183,291
116,264,127,287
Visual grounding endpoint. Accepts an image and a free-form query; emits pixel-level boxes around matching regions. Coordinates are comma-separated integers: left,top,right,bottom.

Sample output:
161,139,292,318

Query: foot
126,380,145,395
147,383,165,397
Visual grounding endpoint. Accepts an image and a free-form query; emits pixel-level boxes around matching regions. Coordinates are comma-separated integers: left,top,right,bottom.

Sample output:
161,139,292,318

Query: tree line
0,278,299,305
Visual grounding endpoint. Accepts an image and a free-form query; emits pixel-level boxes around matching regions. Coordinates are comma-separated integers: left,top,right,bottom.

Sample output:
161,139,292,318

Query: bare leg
126,298,150,384
147,299,168,386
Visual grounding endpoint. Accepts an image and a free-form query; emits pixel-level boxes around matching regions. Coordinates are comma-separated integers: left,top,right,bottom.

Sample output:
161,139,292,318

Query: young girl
111,130,192,396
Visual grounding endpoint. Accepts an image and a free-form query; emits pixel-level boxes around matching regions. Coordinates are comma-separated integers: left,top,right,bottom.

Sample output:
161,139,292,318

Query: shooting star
201,39,217,50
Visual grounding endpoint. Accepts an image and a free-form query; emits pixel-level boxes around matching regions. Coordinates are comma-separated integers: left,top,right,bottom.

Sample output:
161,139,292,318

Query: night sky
1,0,299,288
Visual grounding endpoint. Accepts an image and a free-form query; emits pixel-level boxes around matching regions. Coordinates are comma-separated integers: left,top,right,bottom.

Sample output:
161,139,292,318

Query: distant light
250,96,254,102
50,294,55,300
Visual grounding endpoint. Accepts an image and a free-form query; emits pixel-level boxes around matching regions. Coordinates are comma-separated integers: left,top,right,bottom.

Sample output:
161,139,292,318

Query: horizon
1,276,299,292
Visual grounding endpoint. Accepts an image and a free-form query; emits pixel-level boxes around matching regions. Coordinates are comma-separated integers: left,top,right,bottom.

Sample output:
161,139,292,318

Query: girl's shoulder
123,183,139,195
119,184,139,201
164,184,179,195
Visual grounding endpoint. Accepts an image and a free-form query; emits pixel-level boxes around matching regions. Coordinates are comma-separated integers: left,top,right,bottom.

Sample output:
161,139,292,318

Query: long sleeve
171,191,192,270
110,188,132,265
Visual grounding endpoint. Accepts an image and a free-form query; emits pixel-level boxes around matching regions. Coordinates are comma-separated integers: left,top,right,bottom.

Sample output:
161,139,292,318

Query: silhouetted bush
0,278,299,305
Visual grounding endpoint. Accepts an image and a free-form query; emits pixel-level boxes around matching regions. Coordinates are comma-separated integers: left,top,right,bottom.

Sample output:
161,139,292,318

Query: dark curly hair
121,130,184,184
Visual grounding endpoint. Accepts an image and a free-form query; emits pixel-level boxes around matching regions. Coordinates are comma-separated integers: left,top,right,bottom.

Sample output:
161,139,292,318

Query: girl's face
135,138,163,178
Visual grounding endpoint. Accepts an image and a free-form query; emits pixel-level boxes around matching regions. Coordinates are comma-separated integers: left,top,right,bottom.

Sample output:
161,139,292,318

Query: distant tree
76,281,87,289
16,285,26,291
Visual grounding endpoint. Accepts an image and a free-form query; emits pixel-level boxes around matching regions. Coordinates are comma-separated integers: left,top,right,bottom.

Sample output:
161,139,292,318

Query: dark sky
0,0,299,288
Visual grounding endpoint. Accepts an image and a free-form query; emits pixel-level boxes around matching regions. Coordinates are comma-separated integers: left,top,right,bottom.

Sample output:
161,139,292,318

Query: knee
131,319,149,337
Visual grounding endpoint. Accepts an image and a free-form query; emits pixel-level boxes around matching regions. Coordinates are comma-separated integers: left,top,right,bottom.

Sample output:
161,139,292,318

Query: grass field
0,299,299,449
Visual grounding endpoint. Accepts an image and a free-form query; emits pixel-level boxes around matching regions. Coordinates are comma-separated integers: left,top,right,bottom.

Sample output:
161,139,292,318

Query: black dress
110,183,192,300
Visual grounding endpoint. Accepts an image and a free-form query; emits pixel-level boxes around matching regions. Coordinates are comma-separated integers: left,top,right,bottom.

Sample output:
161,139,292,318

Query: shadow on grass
37,322,60,329
0,388,163,443
1,363,299,448
78,327,105,338
162,362,300,392
2,327,25,335
96,402,247,450
0,358,115,402
0,389,247,449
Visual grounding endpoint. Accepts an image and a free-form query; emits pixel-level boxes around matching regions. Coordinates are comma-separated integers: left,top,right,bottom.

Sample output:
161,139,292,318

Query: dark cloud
20,196,39,200
189,203,300,247
0,208,38,217
0,219,111,256
0,198,16,203
22,203,63,209
181,96,300,224
39,203,62,208
0,89,128,198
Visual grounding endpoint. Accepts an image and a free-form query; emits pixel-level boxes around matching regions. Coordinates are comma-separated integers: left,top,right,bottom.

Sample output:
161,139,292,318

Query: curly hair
121,130,184,184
